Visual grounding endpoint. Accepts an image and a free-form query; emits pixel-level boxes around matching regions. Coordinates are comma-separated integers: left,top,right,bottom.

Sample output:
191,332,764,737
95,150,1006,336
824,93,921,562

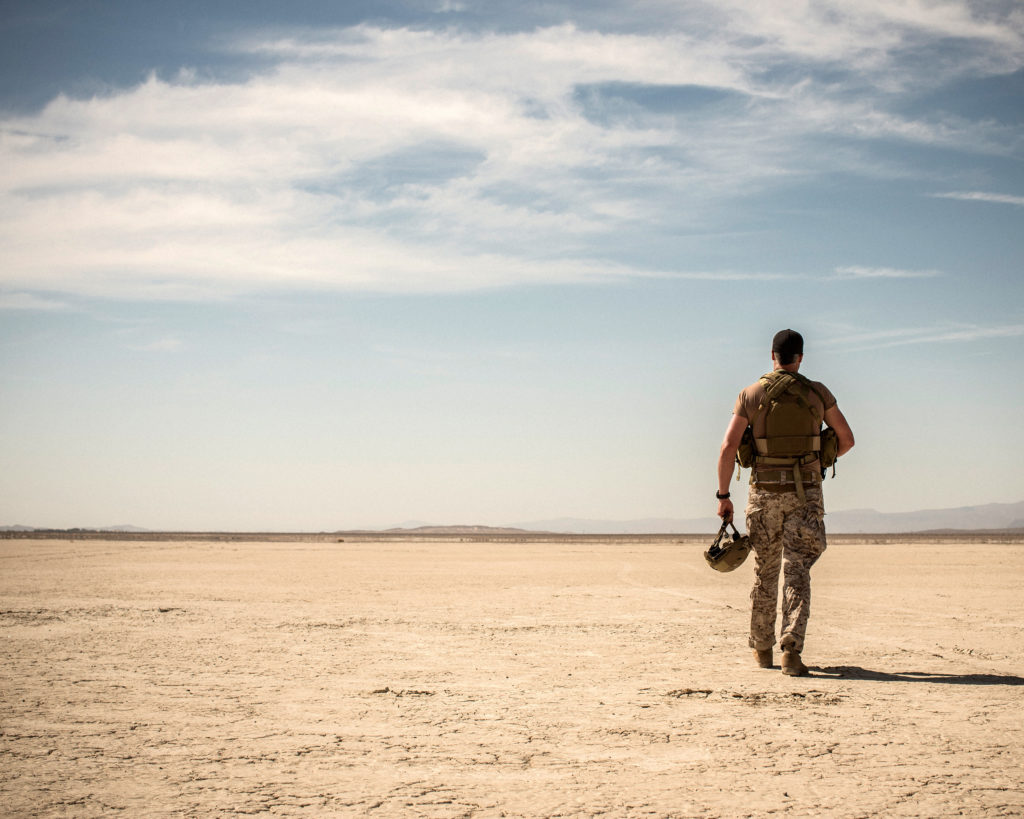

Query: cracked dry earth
1,537,1022,818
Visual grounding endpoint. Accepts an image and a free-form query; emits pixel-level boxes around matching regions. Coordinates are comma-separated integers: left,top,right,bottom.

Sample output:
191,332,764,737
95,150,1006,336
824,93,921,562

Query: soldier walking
715,330,854,676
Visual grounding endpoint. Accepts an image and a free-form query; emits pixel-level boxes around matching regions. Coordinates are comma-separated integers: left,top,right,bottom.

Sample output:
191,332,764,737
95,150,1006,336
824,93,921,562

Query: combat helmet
704,519,751,572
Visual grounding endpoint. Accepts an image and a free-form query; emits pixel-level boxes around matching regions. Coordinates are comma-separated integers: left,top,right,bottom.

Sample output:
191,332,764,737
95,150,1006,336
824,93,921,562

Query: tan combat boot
753,649,773,668
781,649,809,677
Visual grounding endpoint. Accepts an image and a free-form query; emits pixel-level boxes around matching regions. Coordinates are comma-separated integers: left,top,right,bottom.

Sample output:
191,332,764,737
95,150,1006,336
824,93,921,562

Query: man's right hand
717,498,734,521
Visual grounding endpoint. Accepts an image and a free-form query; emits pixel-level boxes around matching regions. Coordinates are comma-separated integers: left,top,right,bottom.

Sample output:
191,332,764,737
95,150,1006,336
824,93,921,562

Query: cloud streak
0,291,73,311
825,323,1024,351
128,336,184,353
833,266,941,280
932,191,1024,207
1,4,1022,300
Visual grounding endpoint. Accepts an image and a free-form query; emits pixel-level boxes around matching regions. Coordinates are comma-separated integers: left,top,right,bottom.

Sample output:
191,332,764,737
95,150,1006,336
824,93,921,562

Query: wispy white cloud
1,4,1021,299
0,291,72,311
932,191,1024,207
128,336,184,352
654,270,794,281
825,323,1024,350
833,266,941,280
705,0,1023,73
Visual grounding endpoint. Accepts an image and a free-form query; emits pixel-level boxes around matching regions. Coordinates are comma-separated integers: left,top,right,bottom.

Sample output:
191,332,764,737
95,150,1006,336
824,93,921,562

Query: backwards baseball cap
772,328,804,359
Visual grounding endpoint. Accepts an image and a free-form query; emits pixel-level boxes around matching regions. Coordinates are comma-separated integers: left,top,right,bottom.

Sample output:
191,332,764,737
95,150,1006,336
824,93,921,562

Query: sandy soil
1,536,1022,818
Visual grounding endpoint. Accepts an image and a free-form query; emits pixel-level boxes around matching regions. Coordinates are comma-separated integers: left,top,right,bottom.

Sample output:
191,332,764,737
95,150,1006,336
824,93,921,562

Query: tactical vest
738,370,828,501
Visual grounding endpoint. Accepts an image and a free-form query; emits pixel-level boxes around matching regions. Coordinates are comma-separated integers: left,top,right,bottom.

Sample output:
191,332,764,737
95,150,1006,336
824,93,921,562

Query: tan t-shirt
733,372,837,438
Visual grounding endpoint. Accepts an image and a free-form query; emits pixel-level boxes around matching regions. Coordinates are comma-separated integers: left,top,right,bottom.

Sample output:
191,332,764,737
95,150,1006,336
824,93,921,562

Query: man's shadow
811,666,1024,685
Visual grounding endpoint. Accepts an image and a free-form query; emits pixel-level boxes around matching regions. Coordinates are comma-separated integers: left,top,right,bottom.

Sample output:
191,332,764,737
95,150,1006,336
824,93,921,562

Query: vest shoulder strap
758,370,824,422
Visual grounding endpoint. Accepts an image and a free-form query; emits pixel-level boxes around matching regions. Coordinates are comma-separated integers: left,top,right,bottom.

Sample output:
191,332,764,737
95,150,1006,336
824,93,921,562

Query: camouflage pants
746,485,826,653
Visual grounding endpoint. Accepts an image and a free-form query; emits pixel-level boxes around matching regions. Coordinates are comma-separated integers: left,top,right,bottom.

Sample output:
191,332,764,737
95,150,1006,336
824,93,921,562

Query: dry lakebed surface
2,533,1022,817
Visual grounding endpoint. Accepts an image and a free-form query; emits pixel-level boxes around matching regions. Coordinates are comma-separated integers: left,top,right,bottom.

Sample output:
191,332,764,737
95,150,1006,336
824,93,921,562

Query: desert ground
1,534,1022,818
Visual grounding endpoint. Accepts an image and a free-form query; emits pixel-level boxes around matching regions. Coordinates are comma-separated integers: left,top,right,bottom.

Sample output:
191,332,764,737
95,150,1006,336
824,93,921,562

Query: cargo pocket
798,504,827,557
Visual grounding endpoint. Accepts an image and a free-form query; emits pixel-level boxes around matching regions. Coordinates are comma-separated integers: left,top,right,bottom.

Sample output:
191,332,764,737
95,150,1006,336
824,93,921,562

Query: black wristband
716,491,731,500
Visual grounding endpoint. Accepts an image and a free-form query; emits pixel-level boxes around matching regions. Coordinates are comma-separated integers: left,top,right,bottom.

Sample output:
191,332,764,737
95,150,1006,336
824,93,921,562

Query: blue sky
1,0,1022,530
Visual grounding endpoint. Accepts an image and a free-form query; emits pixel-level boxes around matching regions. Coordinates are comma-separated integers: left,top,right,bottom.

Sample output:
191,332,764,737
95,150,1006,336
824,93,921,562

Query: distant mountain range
0,524,152,533
513,500,1024,535
384,524,532,535
4,501,1024,535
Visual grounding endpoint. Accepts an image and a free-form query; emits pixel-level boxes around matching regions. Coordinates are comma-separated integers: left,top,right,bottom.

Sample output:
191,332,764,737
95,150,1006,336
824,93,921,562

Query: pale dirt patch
1,537,1022,817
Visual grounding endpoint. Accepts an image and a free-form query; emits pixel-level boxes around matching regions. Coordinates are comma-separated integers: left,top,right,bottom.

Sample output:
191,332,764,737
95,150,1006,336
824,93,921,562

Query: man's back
734,373,836,440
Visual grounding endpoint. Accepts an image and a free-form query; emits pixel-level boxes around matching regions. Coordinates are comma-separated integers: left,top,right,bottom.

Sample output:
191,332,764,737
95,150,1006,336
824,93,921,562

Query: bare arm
716,414,747,520
823,404,855,456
